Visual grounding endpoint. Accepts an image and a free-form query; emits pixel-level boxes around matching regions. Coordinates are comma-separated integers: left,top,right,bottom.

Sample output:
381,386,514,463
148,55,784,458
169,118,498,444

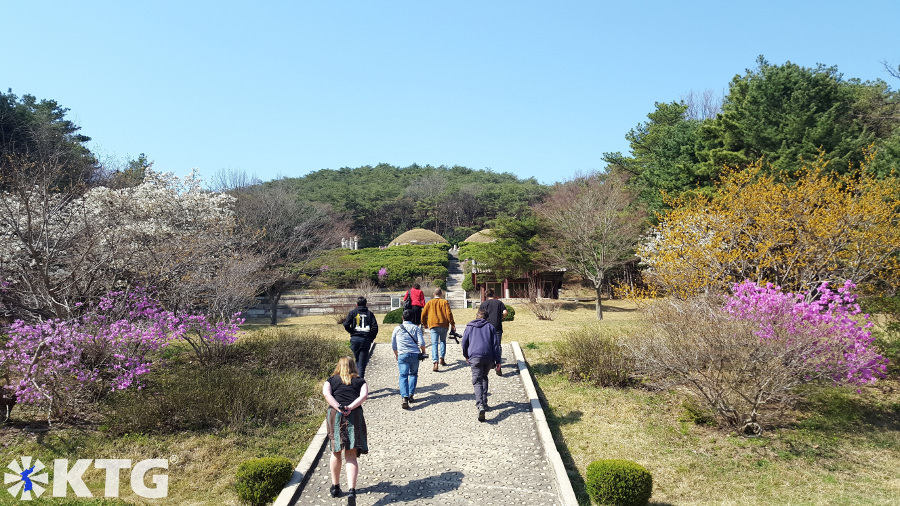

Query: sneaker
401,397,410,410
432,362,439,372
440,358,447,366
348,488,357,506
330,484,342,497
478,409,486,422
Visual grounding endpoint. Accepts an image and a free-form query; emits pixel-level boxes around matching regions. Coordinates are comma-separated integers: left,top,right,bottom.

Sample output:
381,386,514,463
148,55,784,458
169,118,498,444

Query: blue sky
3,1,898,185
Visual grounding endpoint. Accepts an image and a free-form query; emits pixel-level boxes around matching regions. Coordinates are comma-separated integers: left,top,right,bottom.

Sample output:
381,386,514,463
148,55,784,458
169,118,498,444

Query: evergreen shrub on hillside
461,272,474,293
315,244,449,289
585,459,653,506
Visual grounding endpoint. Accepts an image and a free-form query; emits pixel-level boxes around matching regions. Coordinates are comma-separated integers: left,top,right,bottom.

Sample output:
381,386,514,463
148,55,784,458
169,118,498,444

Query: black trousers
350,337,373,378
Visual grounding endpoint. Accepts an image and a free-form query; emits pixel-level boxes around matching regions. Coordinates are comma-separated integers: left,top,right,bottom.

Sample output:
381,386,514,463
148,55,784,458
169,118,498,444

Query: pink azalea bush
724,280,888,385
174,313,244,365
0,288,242,418
627,279,888,431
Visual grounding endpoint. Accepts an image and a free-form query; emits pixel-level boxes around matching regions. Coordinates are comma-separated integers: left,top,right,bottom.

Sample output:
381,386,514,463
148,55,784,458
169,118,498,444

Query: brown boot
440,358,447,366
432,362,439,372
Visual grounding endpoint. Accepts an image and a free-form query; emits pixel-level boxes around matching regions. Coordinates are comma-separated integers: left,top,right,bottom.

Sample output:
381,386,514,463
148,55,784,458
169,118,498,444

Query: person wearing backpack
343,296,379,378
402,283,425,325
391,309,427,410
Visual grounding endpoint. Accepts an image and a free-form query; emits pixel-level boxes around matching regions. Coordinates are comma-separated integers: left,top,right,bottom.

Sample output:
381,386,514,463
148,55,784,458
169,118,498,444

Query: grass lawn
2,300,897,505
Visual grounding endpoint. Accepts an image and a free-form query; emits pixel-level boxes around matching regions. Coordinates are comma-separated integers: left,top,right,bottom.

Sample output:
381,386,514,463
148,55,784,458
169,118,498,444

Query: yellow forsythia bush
639,150,900,296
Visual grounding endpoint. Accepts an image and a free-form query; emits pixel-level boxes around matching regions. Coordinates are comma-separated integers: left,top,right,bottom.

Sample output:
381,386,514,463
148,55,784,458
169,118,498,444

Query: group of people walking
325,287,508,502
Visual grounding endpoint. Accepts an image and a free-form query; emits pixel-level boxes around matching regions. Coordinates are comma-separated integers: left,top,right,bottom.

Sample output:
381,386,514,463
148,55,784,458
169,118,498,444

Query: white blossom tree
0,157,254,321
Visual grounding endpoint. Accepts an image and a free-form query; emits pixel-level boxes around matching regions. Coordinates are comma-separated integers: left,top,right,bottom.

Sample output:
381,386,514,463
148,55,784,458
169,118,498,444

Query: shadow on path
365,470,465,505
483,400,532,425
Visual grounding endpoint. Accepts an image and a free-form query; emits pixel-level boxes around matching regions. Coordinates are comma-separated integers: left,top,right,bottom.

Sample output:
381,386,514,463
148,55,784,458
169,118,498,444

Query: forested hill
269,163,548,248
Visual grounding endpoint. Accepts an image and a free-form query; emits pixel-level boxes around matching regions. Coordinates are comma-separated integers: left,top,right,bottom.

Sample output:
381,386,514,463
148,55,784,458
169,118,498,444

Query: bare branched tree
0,155,95,320
232,182,350,325
681,89,723,120
206,168,262,193
883,60,900,81
535,172,646,320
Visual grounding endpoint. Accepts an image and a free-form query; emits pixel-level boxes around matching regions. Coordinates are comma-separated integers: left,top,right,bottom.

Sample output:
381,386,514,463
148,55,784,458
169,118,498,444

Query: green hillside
268,163,547,247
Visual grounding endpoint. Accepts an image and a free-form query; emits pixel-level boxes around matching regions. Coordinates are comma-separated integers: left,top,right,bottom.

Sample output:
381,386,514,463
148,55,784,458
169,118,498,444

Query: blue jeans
430,327,448,362
397,352,420,399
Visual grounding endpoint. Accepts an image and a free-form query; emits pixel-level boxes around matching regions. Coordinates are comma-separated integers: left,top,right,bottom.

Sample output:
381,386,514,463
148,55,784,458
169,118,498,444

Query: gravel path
293,339,566,505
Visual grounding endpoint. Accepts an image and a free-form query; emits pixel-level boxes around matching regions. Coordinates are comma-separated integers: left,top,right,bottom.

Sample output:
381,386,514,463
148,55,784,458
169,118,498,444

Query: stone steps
446,248,468,309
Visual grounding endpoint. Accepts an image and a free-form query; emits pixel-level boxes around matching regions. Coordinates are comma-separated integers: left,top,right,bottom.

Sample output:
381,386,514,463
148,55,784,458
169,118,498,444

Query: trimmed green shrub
461,272,475,293
553,326,633,387
503,305,515,321
383,307,403,324
585,459,652,506
313,244,449,289
235,457,294,505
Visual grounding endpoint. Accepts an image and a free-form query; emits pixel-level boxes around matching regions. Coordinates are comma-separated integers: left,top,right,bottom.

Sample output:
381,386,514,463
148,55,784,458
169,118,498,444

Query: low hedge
383,308,403,324
235,457,294,505
585,459,652,506
314,244,450,288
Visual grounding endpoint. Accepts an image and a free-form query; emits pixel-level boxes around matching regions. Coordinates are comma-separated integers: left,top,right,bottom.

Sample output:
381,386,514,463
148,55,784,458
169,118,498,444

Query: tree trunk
595,285,604,320
1,394,15,422
268,289,283,326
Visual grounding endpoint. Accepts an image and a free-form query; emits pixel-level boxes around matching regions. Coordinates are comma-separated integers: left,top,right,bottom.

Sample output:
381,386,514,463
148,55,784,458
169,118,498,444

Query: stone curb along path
276,340,578,506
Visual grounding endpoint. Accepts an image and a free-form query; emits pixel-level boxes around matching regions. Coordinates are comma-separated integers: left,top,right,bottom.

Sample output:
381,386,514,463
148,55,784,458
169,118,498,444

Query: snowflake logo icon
5,457,49,501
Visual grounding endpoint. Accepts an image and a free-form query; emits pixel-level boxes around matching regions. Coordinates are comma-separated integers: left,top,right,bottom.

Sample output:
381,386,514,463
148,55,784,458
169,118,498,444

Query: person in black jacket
461,309,502,422
343,297,379,378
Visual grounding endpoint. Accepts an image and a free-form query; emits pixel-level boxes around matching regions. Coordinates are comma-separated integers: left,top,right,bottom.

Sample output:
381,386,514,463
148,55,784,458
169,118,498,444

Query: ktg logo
5,457,168,500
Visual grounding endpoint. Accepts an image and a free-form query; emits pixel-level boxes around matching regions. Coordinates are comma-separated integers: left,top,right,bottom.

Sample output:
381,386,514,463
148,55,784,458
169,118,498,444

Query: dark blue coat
461,318,501,364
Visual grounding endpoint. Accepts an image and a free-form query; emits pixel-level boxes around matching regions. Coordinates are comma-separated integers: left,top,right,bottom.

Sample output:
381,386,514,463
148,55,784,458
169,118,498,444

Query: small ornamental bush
461,272,475,293
383,308,403,324
585,459,652,506
554,327,633,387
503,305,515,321
522,299,561,321
235,456,293,505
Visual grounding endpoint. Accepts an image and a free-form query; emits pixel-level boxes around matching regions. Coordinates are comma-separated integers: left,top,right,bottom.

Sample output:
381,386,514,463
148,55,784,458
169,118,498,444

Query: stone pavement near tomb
288,339,571,506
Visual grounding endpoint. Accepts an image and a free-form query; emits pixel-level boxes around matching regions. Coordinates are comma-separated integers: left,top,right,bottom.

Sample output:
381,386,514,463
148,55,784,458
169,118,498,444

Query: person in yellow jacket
420,288,456,372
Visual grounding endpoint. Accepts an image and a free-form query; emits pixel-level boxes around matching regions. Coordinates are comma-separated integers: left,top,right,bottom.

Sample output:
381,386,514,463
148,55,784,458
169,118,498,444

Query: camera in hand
448,330,462,344
418,353,428,361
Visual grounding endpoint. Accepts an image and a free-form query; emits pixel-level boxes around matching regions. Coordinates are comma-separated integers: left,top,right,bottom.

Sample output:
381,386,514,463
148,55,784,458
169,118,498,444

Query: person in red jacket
403,283,425,325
